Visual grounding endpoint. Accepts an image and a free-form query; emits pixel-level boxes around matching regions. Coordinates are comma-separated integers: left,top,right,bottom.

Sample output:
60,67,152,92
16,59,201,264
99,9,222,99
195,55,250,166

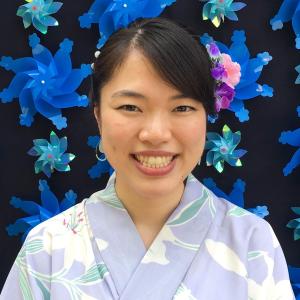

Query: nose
138,113,172,145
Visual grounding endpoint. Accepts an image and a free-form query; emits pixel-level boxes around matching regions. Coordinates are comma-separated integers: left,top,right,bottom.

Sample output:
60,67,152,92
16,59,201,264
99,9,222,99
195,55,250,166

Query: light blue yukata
1,172,295,299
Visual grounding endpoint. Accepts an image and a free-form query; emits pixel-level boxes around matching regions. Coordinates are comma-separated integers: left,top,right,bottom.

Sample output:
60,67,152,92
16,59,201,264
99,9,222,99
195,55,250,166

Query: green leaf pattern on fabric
167,189,209,226
227,206,251,217
76,263,109,284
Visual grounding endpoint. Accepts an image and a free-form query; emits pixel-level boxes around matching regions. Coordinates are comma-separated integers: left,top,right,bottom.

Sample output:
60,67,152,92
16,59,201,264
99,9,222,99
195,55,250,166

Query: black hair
91,17,216,115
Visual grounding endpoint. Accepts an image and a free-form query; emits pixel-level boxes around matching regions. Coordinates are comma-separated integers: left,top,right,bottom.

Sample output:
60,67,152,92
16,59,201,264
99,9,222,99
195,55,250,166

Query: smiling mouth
130,154,178,168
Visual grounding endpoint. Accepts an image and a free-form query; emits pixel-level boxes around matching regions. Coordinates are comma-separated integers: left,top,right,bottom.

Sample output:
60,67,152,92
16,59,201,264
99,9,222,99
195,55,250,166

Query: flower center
220,146,228,154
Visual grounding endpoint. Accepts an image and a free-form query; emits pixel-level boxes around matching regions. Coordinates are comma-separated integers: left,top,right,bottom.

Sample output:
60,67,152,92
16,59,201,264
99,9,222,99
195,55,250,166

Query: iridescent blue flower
0,34,91,129
279,107,300,176
6,180,77,241
205,124,247,173
203,177,269,218
201,31,273,122
17,0,63,34
79,0,176,48
296,65,300,84
288,265,300,298
28,131,75,178
287,207,300,240
270,0,300,49
201,0,246,28
87,135,114,179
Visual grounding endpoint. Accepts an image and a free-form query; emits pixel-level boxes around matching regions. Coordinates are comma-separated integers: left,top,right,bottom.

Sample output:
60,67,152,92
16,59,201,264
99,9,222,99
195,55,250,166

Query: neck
114,175,185,230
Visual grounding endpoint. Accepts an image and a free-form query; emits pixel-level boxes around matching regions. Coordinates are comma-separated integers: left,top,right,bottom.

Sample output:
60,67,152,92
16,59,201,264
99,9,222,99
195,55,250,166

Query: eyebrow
111,89,189,100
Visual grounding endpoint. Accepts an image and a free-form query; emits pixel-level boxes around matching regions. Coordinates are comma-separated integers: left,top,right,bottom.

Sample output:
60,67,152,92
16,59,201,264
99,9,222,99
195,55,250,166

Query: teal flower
17,0,63,34
201,0,246,28
287,207,300,240
28,131,75,177
205,124,247,173
295,65,300,84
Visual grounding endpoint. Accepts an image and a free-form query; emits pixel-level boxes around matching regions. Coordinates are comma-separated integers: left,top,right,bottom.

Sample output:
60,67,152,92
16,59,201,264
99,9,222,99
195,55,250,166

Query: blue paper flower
287,207,300,240
288,265,300,299
28,131,75,177
270,0,300,49
296,65,300,84
87,135,114,179
201,0,246,28
0,34,91,129
17,0,63,34
6,180,77,241
201,31,273,122
79,0,176,48
203,177,269,218
279,108,300,176
205,124,247,173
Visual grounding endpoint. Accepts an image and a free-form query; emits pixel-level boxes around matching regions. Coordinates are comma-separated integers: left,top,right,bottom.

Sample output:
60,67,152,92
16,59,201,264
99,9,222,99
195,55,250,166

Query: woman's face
94,50,207,199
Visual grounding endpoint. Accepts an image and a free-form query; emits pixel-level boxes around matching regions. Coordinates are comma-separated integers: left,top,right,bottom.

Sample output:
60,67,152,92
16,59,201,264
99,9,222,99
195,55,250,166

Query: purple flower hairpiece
206,42,241,113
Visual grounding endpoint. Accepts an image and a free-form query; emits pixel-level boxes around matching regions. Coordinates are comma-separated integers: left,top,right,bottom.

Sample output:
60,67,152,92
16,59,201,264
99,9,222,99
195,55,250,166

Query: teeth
135,155,174,168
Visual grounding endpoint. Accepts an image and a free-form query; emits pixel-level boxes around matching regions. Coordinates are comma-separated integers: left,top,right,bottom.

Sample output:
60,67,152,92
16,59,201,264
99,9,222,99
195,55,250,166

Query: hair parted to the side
91,17,216,115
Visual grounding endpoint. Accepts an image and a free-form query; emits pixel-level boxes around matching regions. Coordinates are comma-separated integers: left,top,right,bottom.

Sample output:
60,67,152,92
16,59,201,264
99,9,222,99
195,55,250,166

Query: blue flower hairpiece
270,0,300,49
87,135,114,179
287,207,300,240
6,180,77,241
279,107,300,176
203,177,269,218
205,124,247,173
0,34,91,129
201,0,246,28
79,0,176,48
28,131,75,178
201,31,273,123
17,0,63,34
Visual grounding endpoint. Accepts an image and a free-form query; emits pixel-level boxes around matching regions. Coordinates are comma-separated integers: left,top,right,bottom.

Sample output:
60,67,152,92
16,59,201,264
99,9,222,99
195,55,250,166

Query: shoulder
203,185,279,249
25,199,88,243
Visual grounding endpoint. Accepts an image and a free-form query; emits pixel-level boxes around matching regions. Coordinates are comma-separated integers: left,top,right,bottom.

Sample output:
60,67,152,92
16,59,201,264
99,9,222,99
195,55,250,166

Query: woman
1,18,295,299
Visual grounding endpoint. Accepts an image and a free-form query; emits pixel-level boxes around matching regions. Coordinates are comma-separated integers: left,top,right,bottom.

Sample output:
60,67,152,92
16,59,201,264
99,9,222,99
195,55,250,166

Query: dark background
0,0,299,290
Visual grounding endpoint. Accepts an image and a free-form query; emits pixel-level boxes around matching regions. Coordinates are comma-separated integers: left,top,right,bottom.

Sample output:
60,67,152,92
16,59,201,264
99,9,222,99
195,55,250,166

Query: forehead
102,49,174,94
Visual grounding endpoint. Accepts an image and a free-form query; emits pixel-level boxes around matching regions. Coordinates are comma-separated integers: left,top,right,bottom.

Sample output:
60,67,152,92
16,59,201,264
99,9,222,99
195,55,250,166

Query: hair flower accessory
28,131,75,178
6,180,77,241
87,135,114,179
0,34,91,129
79,0,176,48
287,207,300,240
205,124,247,173
201,0,246,28
278,107,300,176
270,0,300,49
201,31,273,122
17,0,63,34
207,42,241,112
203,178,269,218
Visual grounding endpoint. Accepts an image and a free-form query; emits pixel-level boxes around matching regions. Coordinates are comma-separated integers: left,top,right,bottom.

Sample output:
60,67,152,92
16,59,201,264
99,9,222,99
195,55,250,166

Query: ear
93,105,102,135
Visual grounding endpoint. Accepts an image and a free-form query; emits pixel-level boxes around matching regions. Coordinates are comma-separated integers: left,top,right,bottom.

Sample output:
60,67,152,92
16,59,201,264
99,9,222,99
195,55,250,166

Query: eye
117,105,141,112
174,106,196,112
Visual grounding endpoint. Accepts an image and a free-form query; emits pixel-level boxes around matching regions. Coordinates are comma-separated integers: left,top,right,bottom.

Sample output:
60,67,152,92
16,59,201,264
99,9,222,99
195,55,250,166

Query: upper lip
132,150,178,157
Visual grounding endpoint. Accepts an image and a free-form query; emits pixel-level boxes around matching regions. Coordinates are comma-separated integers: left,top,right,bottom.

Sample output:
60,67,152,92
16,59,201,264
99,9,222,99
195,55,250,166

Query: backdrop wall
0,0,299,291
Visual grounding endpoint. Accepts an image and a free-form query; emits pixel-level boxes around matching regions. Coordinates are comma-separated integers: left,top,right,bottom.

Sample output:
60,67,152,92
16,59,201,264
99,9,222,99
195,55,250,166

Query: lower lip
131,155,177,176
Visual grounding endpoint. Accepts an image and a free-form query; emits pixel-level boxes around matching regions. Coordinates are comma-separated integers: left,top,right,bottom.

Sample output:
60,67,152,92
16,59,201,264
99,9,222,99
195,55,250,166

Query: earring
95,139,106,161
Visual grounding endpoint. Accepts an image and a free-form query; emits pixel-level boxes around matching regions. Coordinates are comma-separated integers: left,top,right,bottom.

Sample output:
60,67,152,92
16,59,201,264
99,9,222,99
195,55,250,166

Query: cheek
178,119,206,149
101,111,137,153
